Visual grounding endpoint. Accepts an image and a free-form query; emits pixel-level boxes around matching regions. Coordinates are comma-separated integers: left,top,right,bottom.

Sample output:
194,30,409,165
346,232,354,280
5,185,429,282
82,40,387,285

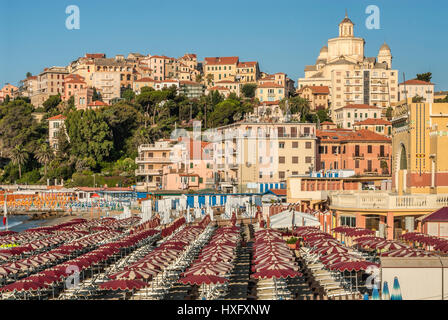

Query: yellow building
236,61,259,84
327,99,448,240
392,99,448,195
215,122,317,193
203,56,239,86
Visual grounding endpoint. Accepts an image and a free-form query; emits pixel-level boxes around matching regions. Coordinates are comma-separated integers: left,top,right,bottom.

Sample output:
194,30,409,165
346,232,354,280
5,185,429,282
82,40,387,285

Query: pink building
316,128,392,176
162,139,214,191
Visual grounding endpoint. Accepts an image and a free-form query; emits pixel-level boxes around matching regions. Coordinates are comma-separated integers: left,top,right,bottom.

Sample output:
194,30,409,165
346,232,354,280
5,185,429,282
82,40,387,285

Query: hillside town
1,12,448,301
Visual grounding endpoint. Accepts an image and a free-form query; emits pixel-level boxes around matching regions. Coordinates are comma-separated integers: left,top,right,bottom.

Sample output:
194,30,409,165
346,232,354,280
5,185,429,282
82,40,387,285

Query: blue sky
1,0,448,90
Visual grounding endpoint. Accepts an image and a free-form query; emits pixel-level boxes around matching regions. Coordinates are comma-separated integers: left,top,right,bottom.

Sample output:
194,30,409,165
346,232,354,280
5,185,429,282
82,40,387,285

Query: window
355,160,359,168
368,145,372,153
292,157,298,164
279,156,285,164
279,171,285,179
259,171,263,178
279,142,285,148
292,141,298,148
305,142,312,149
305,157,312,164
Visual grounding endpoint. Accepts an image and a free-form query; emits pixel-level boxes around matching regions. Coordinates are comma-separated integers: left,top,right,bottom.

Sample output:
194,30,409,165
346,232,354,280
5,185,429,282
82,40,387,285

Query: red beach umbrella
98,279,147,291
179,275,228,285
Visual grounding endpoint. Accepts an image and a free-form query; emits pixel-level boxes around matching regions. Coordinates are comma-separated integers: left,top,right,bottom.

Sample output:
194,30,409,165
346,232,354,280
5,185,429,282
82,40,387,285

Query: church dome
379,42,391,53
320,46,328,53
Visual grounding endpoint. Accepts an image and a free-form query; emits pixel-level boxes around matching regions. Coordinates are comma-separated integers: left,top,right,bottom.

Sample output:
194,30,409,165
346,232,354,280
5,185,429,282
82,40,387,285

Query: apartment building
179,81,205,99
0,84,19,102
259,73,295,97
213,80,241,96
203,56,239,86
353,118,392,137
316,128,392,176
334,104,383,129
398,79,434,103
236,61,259,83
21,76,38,98
91,72,121,103
255,83,285,102
214,122,317,193
135,140,179,191
32,67,69,107
297,85,330,110
298,14,399,113
48,114,67,150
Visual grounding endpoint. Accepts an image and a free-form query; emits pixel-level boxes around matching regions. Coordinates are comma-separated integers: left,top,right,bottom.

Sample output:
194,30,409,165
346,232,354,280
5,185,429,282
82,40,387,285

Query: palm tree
35,143,53,176
9,145,28,179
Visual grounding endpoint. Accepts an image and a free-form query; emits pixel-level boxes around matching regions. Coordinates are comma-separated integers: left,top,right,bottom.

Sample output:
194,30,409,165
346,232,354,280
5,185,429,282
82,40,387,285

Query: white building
334,104,382,129
398,79,434,103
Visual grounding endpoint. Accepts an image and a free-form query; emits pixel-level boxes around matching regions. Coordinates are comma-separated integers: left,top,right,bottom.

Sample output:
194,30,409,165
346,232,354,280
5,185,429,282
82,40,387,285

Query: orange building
316,128,392,176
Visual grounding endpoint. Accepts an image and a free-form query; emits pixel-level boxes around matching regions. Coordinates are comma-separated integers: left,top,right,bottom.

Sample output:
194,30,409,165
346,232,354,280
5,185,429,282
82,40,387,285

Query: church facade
297,14,399,117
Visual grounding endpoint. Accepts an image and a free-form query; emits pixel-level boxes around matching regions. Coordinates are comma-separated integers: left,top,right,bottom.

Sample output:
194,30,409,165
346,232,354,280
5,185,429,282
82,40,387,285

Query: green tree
43,94,62,113
65,110,114,163
386,106,393,120
241,84,257,98
416,72,432,83
316,109,331,123
122,89,136,102
35,143,53,176
26,72,32,78
195,74,203,83
9,145,29,179
92,87,102,101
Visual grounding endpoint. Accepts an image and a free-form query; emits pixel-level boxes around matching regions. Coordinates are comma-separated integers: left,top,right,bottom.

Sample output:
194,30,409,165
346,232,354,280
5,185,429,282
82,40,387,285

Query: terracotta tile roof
257,83,284,89
340,104,381,110
354,118,391,126
298,85,330,94
204,56,239,65
216,80,238,84
48,114,66,121
317,129,391,142
259,100,280,106
209,86,230,91
135,77,155,82
88,101,109,107
180,81,202,85
269,189,287,196
85,53,106,59
400,79,434,86
237,61,257,68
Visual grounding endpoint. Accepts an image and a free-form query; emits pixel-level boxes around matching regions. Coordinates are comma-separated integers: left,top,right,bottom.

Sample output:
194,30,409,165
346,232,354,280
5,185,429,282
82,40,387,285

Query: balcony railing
135,169,163,176
135,157,172,163
352,153,364,159
378,153,390,160
330,192,448,210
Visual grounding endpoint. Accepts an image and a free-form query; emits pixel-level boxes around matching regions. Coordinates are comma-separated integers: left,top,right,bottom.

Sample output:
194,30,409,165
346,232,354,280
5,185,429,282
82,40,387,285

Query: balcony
135,169,163,176
378,153,390,160
352,153,364,160
135,157,172,164
330,192,448,211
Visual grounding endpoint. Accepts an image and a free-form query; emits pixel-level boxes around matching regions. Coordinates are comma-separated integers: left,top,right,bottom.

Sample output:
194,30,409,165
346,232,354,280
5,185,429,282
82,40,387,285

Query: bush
286,237,298,244
17,169,41,184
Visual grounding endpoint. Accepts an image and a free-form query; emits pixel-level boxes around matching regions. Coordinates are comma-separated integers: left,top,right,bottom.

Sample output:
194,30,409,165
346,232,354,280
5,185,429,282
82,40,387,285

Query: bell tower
339,11,354,38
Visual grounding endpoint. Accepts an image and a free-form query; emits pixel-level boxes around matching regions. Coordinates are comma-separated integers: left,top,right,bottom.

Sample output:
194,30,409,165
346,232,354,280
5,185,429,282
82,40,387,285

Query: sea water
0,215,46,232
